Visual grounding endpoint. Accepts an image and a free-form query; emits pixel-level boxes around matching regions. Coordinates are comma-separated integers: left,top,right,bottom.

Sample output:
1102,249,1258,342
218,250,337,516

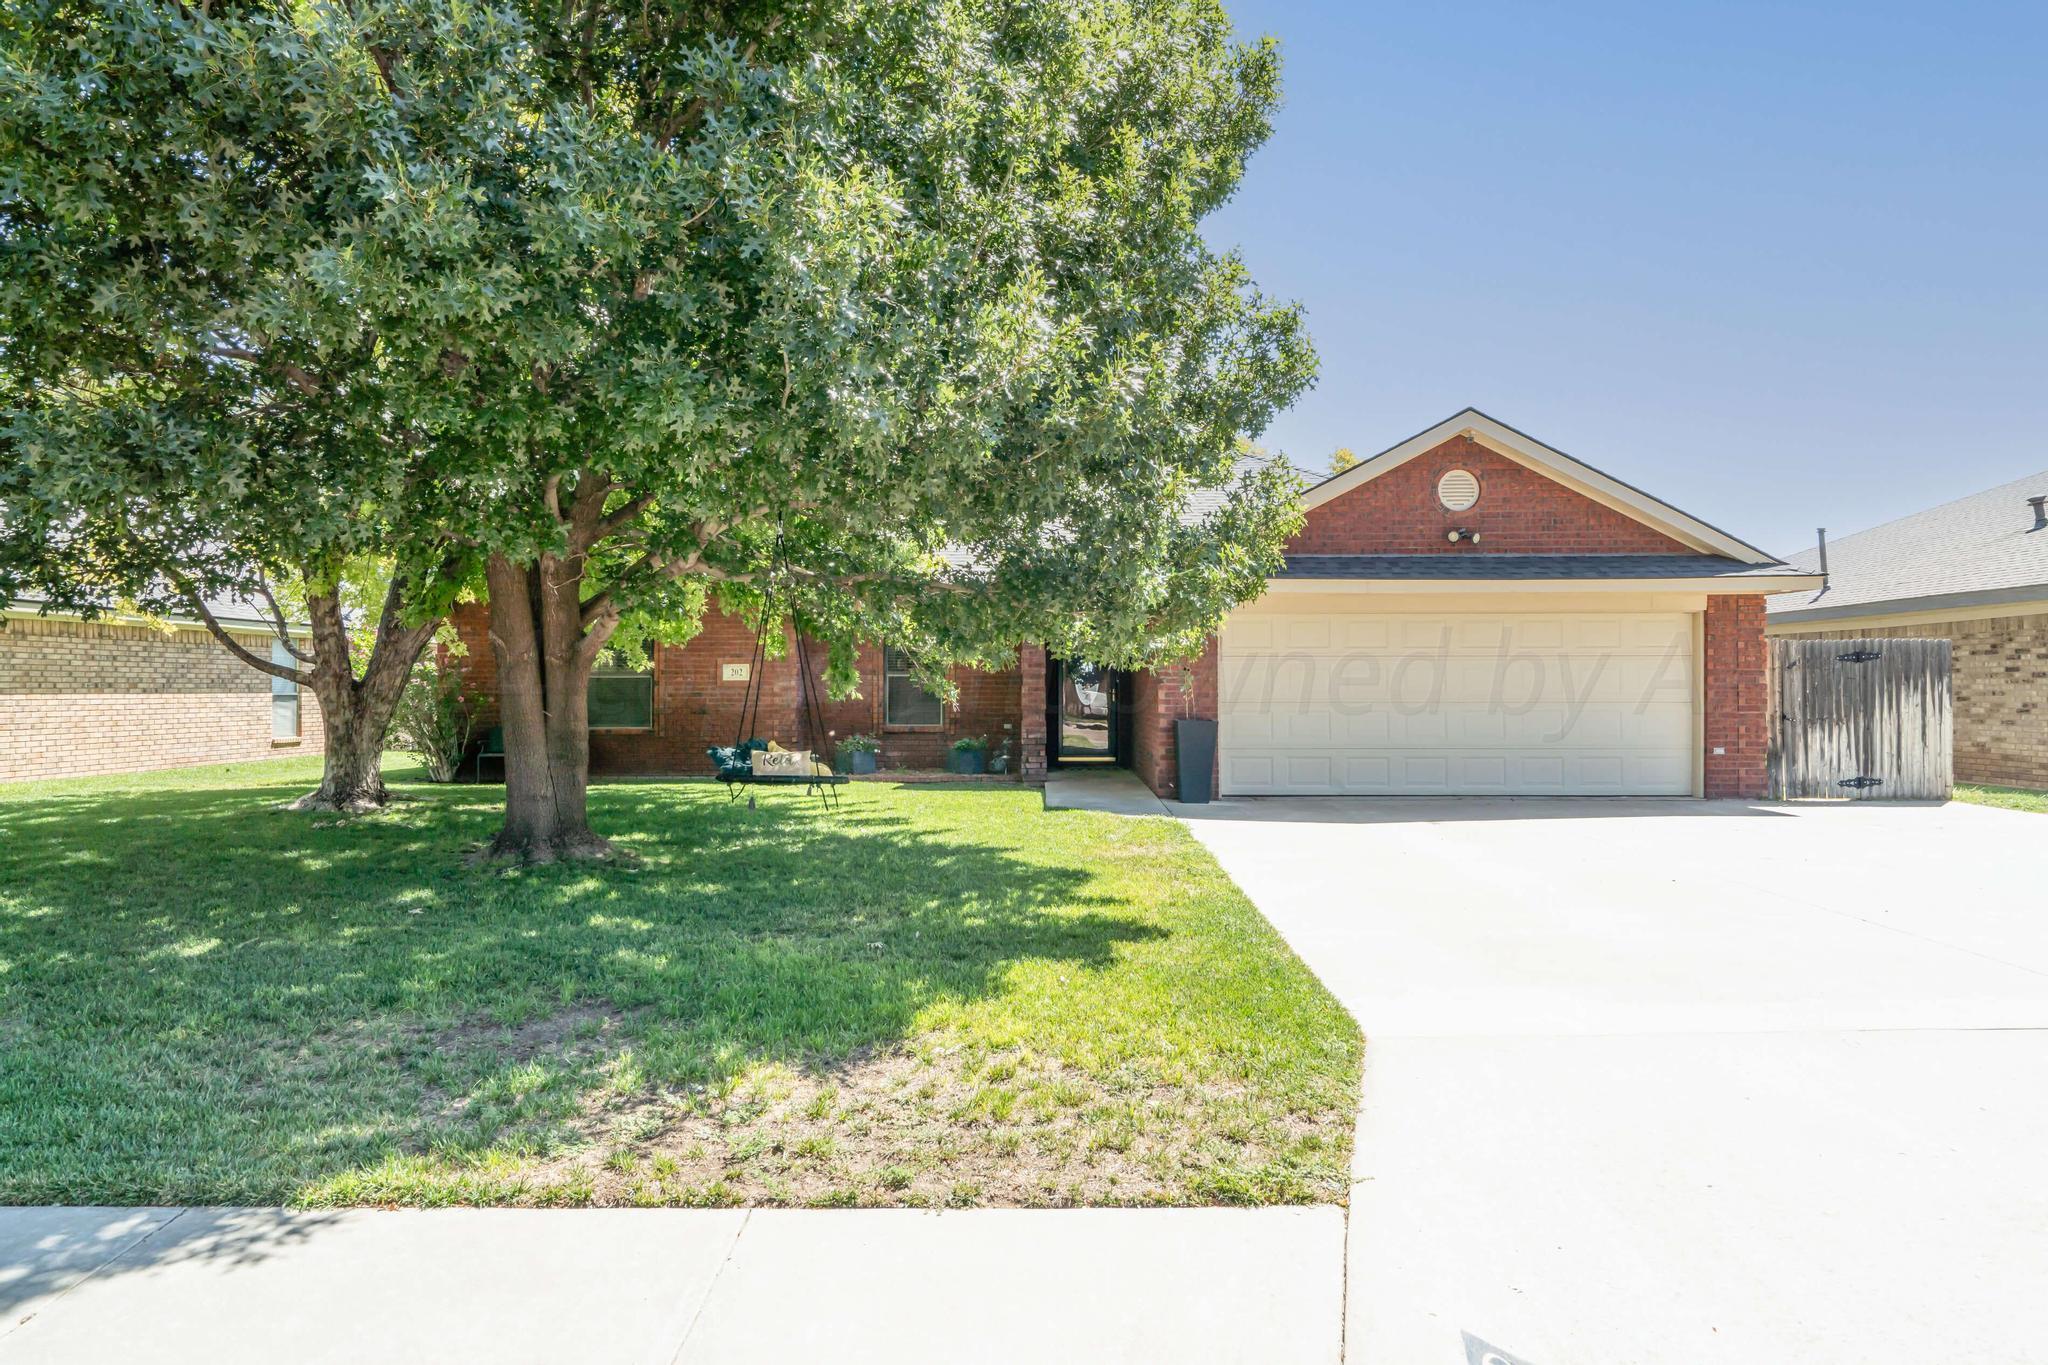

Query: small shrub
390,644,476,783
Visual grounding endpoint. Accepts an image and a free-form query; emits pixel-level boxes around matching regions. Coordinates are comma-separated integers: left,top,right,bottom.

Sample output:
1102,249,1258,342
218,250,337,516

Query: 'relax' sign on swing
750,748,815,777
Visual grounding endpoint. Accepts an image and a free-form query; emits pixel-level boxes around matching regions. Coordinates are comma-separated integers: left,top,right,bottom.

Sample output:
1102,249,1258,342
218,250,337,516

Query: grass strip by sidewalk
1953,783,2048,814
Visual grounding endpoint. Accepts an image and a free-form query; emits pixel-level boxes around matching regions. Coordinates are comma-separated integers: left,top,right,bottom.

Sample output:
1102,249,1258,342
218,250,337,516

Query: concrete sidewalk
0,1206,1343,1365
1042,766,1170,816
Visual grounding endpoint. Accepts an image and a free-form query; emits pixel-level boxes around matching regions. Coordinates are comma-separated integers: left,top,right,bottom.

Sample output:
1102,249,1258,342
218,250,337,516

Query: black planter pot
948,748,987,775
1174,718,1217,804
843,749,878,775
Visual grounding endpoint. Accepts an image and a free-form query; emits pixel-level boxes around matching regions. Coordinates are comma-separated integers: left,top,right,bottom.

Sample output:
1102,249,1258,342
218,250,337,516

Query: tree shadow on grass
0,776,1163,1212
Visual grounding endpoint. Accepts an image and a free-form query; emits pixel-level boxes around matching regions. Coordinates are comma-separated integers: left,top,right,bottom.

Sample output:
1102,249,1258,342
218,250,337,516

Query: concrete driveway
1180,797,2048,1365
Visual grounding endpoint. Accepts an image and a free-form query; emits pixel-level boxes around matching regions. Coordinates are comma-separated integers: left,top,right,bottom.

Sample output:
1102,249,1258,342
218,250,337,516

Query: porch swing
703,543,848,809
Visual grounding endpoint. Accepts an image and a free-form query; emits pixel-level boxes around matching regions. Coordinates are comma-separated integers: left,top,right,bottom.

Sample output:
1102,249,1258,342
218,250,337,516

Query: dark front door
1056,659,1119,762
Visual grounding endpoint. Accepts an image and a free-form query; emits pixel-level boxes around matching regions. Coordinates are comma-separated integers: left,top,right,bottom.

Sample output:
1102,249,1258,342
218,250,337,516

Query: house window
884,648,943,727
270,639,300,740
589,658,655,730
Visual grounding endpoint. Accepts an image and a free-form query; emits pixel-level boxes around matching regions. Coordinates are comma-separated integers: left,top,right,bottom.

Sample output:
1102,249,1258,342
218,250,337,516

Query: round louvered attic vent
1437,468,1480,512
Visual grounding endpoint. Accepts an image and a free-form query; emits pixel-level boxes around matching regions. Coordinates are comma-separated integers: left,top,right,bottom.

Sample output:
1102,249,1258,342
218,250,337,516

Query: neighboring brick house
455,409,1818,800
1,597,323,783
1768,469,2048,789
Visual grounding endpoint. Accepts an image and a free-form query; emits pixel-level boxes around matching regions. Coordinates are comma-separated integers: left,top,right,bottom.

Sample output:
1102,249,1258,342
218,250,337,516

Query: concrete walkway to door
1179,796,2048,1365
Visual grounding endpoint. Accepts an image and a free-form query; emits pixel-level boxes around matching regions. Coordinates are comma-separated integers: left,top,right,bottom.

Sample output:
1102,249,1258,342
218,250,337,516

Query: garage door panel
1452,711,1508,745
1570,618,1625,649
1281,618,1332,650
1221,617,1276,651
1389,712,1449,745
1284,710,1332,745
1344,756,1392,786
1340,619,1392,649
1285,754,1333,788
1224,753,1275,789
1218,608,1695,797
1338,711,1390,745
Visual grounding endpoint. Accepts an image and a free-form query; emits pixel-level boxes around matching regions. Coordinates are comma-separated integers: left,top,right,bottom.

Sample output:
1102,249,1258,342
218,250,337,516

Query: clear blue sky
1204,0,2048,559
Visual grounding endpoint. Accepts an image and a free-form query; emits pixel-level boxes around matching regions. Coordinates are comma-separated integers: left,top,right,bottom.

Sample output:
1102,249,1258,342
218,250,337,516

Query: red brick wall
1291,436,1692,556
1130,640,1217,800
449,602,1025,776
1019,645,1048,778
1704,595,1768,798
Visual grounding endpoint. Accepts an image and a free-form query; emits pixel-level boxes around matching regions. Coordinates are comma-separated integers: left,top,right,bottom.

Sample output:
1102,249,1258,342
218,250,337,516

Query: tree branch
177,584,313,686
359,569,446,696
595,493,653,540
253,575,316,663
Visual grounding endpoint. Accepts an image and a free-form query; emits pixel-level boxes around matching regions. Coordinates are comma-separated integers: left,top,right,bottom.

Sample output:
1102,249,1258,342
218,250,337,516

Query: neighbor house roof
1299,408,1779,564
3,590,307,635
1767,469,2048,625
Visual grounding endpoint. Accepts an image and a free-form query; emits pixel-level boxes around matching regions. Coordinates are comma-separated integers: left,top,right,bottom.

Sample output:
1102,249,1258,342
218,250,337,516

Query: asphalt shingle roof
1768,469,2048,619
1279,554,1804,580
7,589,296,631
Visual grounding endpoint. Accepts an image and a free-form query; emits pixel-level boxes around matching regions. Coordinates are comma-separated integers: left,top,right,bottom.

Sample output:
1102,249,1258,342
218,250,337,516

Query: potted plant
837,733,880,775
1171,662,1216,804
947,734,989,775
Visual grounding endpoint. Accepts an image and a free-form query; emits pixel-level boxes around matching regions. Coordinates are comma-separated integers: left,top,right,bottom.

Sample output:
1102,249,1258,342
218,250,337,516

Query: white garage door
1218,607,1695,796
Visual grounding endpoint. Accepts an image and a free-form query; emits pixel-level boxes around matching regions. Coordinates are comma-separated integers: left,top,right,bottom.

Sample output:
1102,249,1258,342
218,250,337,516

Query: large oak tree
2,0,1313,859
0,0,476,808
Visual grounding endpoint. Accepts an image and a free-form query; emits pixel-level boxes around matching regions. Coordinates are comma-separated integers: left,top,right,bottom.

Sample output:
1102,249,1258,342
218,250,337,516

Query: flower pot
948,748,987,775
843,749,878,775
1174,718,1217,804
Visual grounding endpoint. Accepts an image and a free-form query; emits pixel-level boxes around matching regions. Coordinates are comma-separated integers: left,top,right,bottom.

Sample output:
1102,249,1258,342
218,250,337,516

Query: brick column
1133,640,1218,799
1018,644,1047,780
1704,595,1768,798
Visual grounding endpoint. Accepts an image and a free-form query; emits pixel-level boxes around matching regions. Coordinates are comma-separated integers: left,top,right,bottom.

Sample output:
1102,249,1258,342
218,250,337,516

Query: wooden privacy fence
1768,638,1953,800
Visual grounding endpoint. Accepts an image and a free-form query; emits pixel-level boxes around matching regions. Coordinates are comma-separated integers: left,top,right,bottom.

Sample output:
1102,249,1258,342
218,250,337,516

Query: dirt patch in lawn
494,1041,1332,1209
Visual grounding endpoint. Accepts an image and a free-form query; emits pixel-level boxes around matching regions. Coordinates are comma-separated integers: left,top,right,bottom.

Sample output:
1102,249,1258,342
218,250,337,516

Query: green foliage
389,638,476,781
838,733,880,754
1330,447,1359,473
950,734,989,753
1,0,1314,696
0,1,457,626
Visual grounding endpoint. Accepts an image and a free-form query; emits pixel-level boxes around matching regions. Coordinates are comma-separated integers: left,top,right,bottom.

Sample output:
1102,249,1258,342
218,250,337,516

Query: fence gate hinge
1836,649,1883,663
1838,775,1884,790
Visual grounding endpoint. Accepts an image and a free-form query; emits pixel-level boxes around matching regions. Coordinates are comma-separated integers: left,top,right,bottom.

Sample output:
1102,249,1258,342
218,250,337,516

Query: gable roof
1767,468,2048,624
1300,408,1777,564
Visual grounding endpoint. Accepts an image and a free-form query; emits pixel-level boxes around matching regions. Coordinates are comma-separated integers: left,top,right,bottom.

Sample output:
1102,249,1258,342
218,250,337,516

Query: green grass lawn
0,757,1360,1209
1954,783,2048,814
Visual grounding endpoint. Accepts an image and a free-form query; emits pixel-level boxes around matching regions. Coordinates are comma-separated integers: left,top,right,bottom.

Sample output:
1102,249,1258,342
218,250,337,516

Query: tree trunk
288,580,442,813
296,689,393,811
481,551,618,862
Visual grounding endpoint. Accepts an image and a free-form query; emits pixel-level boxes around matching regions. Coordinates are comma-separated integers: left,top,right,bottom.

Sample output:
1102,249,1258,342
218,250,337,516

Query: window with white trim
270,639,300,739
884,648,943,727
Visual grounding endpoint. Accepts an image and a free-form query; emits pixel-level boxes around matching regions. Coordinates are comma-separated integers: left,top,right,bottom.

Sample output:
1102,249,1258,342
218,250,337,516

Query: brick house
1767,469,2048,789
453,410,1819,799
1,596,323,783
